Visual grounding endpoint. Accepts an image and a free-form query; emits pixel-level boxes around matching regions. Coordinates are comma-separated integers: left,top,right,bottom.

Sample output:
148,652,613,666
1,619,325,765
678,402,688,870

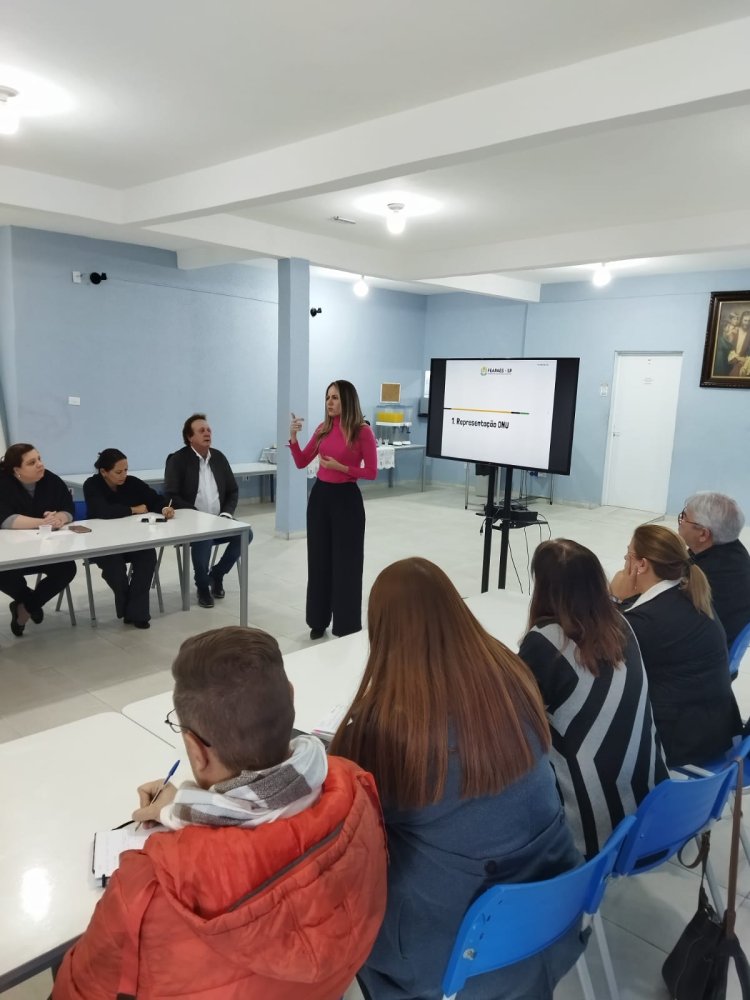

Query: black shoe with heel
9,601,25,637
209,570,225,599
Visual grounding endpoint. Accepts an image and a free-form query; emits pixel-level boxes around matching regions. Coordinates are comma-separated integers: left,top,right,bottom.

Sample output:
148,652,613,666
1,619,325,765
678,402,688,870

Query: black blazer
692,540,750,650
163,446,238,515
624,586,742,766
83,474,167,519
0,470,74,525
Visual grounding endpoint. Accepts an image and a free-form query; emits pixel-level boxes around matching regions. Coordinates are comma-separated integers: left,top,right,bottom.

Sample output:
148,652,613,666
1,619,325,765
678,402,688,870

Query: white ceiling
2,0,750,298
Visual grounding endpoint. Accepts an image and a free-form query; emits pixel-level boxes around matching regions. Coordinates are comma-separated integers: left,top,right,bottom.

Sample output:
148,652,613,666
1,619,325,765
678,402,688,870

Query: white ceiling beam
401,208,750,279
416,274,540,302
122,18,750,225
176,245,268,270
148,214,407,277
0,166,121,223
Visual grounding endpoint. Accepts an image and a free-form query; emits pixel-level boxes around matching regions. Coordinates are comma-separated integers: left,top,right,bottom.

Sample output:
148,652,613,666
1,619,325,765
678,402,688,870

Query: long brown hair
315,380,366,447
329,557,550,809
528,539,626,674
631,524,713,617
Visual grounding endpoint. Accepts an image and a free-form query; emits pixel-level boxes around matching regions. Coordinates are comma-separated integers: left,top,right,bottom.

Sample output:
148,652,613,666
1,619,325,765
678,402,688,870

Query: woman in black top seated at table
84,449,173,630
611,524,742,767
0,443,77,636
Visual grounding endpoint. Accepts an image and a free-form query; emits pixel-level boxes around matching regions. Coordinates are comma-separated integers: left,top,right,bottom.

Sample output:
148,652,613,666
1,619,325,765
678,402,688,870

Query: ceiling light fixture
353,275,369,298
0,86,20,136
386,203,406,236
592,263,612,288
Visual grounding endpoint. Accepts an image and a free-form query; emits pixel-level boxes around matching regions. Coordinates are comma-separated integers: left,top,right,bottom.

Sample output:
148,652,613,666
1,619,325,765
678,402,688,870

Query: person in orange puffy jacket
53,626,387,1000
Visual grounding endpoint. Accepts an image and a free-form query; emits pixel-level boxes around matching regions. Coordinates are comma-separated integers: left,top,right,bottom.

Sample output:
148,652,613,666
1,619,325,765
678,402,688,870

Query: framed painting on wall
700,291,750,388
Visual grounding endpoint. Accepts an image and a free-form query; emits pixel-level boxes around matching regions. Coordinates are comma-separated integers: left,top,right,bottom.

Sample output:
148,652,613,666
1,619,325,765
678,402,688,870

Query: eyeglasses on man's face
164,708,212,747
678,509,705,529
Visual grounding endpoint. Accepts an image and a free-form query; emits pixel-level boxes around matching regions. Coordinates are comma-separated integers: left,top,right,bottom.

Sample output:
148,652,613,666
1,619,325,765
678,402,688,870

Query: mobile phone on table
69,524,92,534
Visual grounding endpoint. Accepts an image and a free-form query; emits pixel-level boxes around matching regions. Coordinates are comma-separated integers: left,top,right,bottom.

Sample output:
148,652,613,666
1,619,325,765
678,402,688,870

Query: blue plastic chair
672,735,750,871
590,766,739,1000
440,816,636,1000
729,621,750,679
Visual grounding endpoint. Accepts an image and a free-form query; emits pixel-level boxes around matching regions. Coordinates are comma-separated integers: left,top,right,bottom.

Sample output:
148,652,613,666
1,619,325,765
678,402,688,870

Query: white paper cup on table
38,524,53,536
147,513,157,524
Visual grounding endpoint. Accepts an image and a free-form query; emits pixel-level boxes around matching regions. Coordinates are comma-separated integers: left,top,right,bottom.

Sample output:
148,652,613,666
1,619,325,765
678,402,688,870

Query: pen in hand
135,759,180,831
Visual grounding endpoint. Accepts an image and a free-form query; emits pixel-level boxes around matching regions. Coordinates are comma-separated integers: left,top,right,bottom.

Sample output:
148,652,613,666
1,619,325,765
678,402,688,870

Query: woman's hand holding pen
132,779,178,827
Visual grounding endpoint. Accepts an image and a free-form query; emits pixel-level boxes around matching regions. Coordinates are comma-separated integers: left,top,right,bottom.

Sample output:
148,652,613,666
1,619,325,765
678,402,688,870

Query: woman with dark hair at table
0,443,76,636
611,524,742,766
330,557,583,1000
519,539,667,860
289,380,377,639
84,449,174,629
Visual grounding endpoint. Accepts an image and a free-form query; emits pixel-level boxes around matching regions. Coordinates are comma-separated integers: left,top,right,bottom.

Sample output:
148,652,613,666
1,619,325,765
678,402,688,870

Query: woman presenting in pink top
290,380,378,639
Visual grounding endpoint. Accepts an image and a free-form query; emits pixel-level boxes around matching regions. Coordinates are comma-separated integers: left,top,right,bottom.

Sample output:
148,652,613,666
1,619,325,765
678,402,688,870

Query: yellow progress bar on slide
445,407,530,415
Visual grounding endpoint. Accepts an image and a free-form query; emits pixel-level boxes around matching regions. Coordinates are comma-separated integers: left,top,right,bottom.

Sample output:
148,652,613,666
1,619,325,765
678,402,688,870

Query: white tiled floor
2,484,749,998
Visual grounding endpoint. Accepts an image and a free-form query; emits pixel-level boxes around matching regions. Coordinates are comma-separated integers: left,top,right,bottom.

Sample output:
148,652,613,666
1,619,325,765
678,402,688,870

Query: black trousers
94,548,157,623
306,480,365,637
0,561,77,615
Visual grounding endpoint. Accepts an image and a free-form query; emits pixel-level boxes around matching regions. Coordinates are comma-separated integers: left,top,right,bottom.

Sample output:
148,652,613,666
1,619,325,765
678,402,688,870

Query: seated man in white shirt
164,414,252,608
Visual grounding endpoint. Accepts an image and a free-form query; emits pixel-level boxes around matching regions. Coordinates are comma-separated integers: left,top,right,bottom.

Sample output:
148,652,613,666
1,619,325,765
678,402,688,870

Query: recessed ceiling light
353,275,369,298
386,203,406,236
355,189,441,236
0,65,74,120
592,263,612,288
0,86,19,136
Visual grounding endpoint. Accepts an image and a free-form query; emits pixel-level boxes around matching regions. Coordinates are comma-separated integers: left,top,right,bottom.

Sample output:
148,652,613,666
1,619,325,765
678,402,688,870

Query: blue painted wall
4,225,747,513
530,271,750,511
423,293,528,485
423,273,750,511
0,227,428,492
5,228,279,481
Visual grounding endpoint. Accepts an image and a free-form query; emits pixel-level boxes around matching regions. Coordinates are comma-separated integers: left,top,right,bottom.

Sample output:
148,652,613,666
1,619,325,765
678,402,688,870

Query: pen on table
135,759,180,831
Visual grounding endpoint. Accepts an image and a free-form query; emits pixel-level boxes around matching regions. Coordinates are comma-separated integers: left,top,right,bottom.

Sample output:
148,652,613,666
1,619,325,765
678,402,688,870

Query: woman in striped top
519,539,667,859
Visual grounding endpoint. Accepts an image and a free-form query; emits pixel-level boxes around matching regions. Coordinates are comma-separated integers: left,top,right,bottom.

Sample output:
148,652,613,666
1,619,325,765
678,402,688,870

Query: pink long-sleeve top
289,416,378,483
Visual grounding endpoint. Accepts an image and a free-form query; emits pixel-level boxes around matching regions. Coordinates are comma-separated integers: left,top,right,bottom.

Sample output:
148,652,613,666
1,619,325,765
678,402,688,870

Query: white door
602,353,683,512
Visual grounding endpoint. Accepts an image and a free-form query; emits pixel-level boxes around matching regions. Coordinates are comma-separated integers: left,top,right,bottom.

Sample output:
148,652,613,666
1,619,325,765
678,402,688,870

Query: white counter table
62,462,277,503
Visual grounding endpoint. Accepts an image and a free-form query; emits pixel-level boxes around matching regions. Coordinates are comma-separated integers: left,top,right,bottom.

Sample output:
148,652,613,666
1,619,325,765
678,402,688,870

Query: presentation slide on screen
441,359,557,468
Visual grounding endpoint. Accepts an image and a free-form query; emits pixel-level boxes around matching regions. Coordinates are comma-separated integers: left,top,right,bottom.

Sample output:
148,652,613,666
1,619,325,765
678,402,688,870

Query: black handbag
662,757,750,1000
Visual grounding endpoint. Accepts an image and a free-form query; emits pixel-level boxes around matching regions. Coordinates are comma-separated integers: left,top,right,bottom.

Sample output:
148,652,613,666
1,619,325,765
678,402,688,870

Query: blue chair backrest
613,766,738,877
729,622,750,679
73,499,87,521
441,815,636,997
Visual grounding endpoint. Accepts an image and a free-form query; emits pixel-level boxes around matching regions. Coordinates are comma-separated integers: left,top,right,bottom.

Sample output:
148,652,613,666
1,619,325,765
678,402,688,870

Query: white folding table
0,714,176,991
0,509,253,625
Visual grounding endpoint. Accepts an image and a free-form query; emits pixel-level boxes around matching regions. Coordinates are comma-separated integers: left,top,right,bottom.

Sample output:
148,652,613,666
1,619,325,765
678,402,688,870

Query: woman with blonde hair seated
330,557,583,1000
519,539,667,860
611,524,742,767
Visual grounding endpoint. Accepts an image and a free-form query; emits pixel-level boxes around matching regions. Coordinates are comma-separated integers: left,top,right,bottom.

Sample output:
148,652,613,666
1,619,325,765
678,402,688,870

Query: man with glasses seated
678,492,750,649
53,626,387,1000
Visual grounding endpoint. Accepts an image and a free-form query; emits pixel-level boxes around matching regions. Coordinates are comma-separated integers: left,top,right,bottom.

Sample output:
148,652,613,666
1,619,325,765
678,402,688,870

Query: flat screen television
426,357,580,474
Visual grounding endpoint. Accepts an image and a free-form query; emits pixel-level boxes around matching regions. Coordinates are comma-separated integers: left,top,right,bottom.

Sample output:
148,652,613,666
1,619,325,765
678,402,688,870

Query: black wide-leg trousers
306,480,365,637
95,548,157,623
0,561,77,615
